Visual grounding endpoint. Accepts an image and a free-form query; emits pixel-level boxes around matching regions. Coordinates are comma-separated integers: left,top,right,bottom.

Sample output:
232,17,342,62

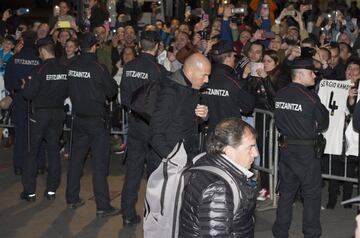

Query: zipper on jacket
160,161,168,215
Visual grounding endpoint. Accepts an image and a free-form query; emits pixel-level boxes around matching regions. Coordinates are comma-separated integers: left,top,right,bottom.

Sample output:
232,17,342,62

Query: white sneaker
257,188,270,201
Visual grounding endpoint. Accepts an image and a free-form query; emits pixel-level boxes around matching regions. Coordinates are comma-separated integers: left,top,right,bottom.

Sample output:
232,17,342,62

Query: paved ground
0,147,357,238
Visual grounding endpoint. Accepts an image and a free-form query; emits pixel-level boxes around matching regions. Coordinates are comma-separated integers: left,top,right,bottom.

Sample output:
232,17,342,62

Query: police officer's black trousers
66,117,112,210
121,115,156,219
12,94,45,170
272,145,322,238
22,109,65,194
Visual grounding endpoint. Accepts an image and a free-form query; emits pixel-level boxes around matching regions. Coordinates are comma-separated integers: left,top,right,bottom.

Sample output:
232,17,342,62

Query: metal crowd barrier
322,154,358,183
252,108,359,212
252,108,279,211
320,116,358,184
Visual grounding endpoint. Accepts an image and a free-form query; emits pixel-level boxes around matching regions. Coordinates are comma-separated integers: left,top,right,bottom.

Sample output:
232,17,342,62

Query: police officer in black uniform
66,33,119,217
21,37,68,201
272,58,329,238
120,30,167,226
4,31,46,175
203,40,255,133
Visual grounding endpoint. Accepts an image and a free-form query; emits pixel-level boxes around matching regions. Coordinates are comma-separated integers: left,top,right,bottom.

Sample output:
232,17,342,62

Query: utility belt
13,88,22,94
34,106,64,110
73,113,105,119
73,113,110,129
279,134,326,159
278,135,316,147
30,105,65,114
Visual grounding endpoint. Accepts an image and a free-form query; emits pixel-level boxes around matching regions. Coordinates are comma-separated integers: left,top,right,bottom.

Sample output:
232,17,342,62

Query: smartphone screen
202,14,209,28
250,62,264,77
352,18,358,28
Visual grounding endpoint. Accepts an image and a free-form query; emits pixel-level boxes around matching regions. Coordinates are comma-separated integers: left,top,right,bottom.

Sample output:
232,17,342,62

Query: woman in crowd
55,29,71,57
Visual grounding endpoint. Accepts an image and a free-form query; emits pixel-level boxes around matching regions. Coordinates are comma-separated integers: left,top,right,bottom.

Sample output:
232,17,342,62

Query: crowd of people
0,0,360,237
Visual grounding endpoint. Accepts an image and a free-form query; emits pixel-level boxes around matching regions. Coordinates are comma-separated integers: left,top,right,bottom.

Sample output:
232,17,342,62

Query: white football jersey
318,79,351,155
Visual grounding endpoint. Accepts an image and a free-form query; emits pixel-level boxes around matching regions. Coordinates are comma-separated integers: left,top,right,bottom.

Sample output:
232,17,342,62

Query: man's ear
223,145,232,157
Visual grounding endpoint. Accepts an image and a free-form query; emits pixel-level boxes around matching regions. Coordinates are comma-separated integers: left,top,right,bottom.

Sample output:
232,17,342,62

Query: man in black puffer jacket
179,118,258,237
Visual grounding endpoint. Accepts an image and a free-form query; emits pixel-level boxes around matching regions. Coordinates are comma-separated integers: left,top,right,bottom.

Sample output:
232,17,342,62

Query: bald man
149,53,210,165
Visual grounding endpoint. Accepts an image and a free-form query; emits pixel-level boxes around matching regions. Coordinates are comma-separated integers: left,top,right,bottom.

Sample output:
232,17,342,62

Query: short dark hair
346,58,360,69
339,42,352,53
3,35,15,45
57,0,69,7
302,37,316,47
40,44,55,56
66,38,78,47
120,46,137,65
155,19,164,24
212,52,233,64
330,42,340,52
140,39,158,51
246,40,264,59
206,118,256,154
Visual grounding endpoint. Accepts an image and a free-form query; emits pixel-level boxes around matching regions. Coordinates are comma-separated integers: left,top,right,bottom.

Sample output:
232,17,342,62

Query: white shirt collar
222,154,254,179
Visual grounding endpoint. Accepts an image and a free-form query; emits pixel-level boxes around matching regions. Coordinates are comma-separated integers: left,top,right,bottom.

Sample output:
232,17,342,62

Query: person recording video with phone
241,41,264,80
49,1,77,32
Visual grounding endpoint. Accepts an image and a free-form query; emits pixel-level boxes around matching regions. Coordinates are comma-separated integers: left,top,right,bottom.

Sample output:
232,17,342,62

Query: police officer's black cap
140,30,161,42
36,37,54,48
80,33,98,49
211,40,236,55
22,31,37,47
290,57,315,71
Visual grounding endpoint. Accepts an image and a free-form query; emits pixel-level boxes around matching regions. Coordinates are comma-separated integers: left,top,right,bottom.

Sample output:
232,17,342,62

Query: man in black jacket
66,33,119,217
120,30,167,227
272,58,329,238
149,53,210,165
203,40,255,133
179,118,258,237
21,37,68,202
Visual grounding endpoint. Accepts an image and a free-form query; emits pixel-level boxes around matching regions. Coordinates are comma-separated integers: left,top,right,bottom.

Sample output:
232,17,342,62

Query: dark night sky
0,0,80,25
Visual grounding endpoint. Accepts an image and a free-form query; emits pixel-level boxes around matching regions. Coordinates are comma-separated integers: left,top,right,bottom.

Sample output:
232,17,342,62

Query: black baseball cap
211,40,236,55
36,37,54,48
140,30,161,42
80,33,98,49
290,57,315,71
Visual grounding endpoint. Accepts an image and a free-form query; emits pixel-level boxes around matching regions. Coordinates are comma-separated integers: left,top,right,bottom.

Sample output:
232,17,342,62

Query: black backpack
130,79,161,123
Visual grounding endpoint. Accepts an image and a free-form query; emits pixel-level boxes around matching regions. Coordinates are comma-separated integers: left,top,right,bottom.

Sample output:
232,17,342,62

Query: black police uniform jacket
22,58,68,108
274,82,329,139
67,53,117,116
179,153,256,238
4,46,40,96
202,63,255,131
120,52,168,140
150,69,205,159
120,52,168,109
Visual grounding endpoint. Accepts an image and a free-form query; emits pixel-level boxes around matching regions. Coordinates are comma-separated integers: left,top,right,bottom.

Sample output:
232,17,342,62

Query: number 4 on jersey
328,91,338,116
